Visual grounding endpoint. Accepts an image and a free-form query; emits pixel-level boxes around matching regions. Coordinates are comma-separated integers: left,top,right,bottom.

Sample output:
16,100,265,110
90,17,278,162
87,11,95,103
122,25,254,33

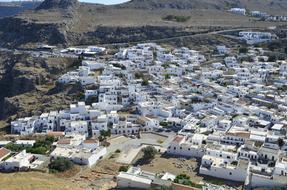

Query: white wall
200,165,247,182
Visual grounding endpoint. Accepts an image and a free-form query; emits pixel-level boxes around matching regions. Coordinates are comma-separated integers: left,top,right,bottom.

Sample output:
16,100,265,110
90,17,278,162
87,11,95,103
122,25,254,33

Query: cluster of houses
117,166,175,189
60,46,107,56
0,133,106,171
50,133,106,167
167,130,287,188
0,148,36,171
229,8,246,16
239,31,276,45
9,42,287,189
229,7,287,22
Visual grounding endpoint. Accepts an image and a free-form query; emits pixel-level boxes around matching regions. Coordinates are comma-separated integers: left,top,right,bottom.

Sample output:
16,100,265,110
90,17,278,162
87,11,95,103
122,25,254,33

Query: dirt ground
138,154,203,183
69,154,123,190
137,154,243,189
140,133,167,142
0,172,84,190
0,153,123,190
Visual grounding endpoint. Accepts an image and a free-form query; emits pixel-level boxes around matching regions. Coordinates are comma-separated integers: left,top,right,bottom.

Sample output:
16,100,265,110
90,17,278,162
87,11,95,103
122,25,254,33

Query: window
229,172,232,175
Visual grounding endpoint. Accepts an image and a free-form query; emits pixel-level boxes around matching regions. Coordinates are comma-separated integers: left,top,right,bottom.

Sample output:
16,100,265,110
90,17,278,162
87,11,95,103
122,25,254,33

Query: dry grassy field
0,172,85,190
17,5,285,34
0,158,121,190
139,154,203,183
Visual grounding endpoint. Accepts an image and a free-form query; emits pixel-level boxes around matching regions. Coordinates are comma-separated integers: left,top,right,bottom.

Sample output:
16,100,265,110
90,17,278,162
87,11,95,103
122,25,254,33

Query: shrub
160,121,168,127
118,165,129,172
231,161,238,166
163,15,191,22
5,143,24,152
49,157,74,172
174,174,203,188
115,149,121,153
5,136,55,155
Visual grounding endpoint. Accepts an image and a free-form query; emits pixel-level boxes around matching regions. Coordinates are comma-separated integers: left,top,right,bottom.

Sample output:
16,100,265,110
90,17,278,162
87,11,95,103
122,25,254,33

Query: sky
0,0,131,5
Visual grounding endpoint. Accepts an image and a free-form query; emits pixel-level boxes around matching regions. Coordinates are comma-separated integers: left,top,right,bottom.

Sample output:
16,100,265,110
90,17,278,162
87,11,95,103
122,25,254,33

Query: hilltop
36,0,79,10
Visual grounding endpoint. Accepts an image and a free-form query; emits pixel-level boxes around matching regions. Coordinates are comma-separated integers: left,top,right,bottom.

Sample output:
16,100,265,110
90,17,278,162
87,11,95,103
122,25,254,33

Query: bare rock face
36,0,79,10
0,52,77,120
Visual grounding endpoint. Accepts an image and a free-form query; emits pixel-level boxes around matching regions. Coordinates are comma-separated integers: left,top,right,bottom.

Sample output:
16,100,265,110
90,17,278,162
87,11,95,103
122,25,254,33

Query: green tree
239,47,248,54
135,72,143,79
268,55,277,62
160,121,168,127
49,157,74,172
142,146,157,160
99,129,111,142
142,79,149,86
165,74,171,80
278,138,285,149
100,129,111,138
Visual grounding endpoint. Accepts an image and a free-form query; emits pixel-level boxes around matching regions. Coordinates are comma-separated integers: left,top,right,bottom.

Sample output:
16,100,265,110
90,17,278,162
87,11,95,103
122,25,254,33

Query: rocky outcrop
0,16,200,48
36,0,79,10
0,52,77,120
0,2,41,17
0,17,66,48
81,26,198,45
2,84,78,119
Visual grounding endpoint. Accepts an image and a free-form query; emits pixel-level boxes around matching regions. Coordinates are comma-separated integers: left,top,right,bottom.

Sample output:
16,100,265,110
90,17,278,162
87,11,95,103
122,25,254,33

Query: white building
167,135,206,158
1,150,35,171
200,155,248,182
229,8,246,15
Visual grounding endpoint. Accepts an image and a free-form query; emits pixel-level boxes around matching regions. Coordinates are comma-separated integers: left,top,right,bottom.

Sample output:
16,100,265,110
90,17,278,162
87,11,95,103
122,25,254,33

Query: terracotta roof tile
0,147,11,160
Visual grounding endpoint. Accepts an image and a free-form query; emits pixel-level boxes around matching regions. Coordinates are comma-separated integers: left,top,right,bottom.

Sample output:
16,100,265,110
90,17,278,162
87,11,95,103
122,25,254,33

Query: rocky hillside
120,0,287,11
119,0,238,10
0,1,41,17
0,17,66,48
0,52,81,129
36,0,79,10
